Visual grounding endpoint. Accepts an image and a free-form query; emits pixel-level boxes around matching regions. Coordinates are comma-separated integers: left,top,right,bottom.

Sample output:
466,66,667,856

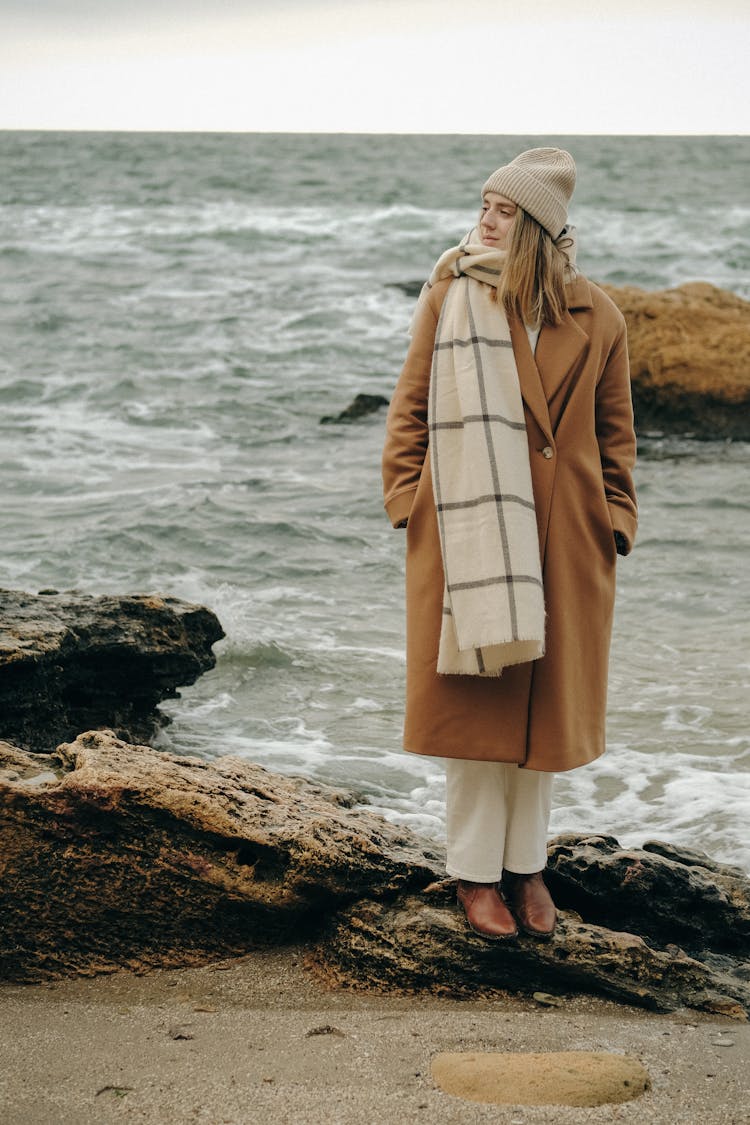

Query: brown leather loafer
456,880,518,940
502,870,557,939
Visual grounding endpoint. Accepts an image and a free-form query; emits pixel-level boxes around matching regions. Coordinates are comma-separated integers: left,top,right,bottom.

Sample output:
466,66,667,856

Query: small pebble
305,1024,345,1038
533,992,563,1008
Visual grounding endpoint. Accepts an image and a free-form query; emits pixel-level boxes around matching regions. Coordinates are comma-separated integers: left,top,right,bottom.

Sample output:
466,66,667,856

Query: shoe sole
463,917,518,941
516,921,556,940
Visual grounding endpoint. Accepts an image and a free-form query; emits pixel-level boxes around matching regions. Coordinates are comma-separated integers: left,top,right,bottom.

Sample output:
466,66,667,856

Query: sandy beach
1,947,748,1125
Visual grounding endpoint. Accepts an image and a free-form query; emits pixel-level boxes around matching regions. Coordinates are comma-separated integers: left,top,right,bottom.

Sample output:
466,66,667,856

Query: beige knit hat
481,147,576,239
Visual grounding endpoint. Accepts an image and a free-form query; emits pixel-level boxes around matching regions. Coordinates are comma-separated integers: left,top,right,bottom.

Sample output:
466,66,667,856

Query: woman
382,148,637,941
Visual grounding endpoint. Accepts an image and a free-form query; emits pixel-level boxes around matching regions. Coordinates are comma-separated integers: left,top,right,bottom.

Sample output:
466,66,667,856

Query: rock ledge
1,731,747,1020
0,589,224,752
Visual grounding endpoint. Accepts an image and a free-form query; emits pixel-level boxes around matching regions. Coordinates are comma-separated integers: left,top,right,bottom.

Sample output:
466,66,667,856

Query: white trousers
445,759,554,882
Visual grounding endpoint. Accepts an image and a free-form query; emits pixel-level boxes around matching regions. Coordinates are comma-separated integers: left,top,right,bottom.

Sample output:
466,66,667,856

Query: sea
1,132,748,870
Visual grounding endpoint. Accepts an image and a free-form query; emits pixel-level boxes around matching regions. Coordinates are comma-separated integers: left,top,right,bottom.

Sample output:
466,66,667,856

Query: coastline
2,597,749,1122
1,946,748,1124
2,132,749,1124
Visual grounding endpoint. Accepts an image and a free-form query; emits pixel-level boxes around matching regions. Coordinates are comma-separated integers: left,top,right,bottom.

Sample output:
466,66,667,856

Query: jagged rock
315,836,750,1015
320,393,390,424
546,834,750,957
0,589,224,752
389,279,750,438
314,883,749,1020
0,731,442,981
317,835,750,1016
600,282,750,440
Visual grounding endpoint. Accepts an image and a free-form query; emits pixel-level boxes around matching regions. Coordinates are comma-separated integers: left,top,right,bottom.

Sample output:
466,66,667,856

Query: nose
481,209,496,229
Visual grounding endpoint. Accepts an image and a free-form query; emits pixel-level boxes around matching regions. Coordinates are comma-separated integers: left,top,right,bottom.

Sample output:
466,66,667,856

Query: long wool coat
382,274,638,773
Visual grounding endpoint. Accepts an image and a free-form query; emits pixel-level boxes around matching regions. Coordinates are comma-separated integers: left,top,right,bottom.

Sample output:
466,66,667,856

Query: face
479,192,517,249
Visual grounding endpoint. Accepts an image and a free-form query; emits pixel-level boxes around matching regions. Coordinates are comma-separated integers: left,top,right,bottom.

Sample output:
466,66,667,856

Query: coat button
541,446,554,459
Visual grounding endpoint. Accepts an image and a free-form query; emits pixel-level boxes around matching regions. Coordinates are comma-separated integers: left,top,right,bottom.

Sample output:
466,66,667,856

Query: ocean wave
3,131,748,870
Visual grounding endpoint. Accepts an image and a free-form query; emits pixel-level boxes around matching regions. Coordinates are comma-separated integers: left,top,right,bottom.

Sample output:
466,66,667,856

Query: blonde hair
492,208,573,329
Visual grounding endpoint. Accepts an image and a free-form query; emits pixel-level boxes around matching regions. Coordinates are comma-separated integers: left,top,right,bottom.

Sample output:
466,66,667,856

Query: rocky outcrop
546,833,750,956
388,279,750,439
600,282,750,440
320,851,749,1019
0,590,224,752
1,731,747,1018
0,731,441,980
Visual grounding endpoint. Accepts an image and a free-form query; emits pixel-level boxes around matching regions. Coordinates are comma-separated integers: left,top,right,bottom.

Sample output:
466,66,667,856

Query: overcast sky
1,0,747,133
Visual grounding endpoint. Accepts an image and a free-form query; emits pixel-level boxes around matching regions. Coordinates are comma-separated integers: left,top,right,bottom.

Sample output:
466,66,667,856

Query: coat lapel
509,317,553,444
512,275,594,439
536,312,589,409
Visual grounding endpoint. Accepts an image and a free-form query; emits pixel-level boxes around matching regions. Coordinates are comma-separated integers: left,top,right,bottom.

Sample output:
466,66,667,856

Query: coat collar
510,273,592,442
564,273,594,311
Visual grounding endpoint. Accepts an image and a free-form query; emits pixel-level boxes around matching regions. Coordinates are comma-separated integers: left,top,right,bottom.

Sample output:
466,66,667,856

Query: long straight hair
493,209,574,329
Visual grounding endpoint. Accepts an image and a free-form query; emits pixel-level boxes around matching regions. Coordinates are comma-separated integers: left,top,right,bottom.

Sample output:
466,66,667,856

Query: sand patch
431,1050,650,1106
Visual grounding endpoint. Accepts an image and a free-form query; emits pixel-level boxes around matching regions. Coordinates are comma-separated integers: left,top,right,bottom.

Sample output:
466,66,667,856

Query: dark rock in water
1,731,747,1019
0,589,224,752
320,393,389,424
0,731,442,981
390,280,424,299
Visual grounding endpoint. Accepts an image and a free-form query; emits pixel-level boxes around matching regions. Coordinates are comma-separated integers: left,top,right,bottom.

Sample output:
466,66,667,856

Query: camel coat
382,274,638,773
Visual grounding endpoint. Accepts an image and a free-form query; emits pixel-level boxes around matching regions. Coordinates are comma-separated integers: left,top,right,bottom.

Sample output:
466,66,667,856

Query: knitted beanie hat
481,148,576,239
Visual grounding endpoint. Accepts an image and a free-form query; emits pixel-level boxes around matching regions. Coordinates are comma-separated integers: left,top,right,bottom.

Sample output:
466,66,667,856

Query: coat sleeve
381,288,441,528
595,320,638,554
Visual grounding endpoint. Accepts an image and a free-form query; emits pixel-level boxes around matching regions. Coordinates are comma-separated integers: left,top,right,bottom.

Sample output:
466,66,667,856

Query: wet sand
1,947,748,1124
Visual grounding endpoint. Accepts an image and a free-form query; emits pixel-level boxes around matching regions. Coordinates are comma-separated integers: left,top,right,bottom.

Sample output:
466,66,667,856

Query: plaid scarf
417,229,546,676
